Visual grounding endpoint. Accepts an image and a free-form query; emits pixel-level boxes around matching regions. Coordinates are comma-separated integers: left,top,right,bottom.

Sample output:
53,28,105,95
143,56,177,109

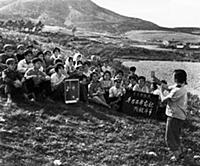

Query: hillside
0,0,160,33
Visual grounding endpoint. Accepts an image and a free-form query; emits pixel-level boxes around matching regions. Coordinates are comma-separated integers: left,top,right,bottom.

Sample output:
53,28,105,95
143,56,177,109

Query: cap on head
6,58,15,65
32,57,43,64
17,44,24,50
3,44,13,51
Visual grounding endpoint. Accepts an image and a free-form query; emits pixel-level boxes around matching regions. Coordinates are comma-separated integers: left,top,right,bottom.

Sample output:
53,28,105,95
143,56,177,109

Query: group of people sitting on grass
0,40,168,109
0,37,188,162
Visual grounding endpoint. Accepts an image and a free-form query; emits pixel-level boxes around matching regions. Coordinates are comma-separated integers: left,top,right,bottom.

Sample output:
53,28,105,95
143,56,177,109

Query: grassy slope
0,95,200,166
0,29,200,165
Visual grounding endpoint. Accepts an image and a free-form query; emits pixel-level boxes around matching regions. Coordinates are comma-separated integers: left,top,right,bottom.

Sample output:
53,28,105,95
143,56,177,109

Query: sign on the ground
64,79,80,104
122,90,159,117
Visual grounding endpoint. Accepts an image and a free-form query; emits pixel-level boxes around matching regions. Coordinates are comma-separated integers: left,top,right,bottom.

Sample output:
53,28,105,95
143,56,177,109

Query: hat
17,44,24,50
3,44,13,50
32,57,43,64
6,58,15,65
76,64,83,69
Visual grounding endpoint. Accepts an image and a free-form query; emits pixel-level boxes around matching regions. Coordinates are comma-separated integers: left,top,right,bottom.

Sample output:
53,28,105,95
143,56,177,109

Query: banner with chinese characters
122,90,159,117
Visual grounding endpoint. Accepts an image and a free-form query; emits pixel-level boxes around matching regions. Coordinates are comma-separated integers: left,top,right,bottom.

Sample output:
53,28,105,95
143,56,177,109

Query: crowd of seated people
0,38,167,110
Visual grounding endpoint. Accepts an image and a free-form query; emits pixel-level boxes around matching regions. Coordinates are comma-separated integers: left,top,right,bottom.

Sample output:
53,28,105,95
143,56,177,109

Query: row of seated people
0,42,166,109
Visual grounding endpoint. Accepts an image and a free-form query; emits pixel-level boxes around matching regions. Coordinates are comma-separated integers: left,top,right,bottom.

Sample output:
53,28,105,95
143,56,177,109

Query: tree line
0,19,44,33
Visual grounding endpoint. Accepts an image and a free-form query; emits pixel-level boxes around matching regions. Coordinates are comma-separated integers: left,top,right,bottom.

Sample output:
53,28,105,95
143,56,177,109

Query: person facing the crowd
133,76,149,93
24,57,52,101
2,58,24,105
159,69,187,161
88,72,110,108
17,50,33,74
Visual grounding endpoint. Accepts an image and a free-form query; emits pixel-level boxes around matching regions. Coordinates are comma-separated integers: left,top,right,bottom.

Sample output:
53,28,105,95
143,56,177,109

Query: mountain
0,0,161,33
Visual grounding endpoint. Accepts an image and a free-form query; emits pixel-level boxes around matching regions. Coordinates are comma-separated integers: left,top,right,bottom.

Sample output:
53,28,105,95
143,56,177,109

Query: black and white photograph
0,0,200,165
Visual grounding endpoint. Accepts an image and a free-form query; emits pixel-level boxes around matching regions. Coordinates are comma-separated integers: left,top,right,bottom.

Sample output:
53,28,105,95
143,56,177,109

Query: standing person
160,69,188,161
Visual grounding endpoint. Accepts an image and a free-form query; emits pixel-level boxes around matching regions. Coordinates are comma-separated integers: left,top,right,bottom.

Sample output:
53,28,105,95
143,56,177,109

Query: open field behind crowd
125,30,200,43
122,60,200,96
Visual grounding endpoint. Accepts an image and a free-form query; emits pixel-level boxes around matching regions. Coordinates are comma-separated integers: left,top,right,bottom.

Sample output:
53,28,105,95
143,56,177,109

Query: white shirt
165,85,187,120
17,59,33,73
109,86,126,98
51,73,66,88
133,84,149,93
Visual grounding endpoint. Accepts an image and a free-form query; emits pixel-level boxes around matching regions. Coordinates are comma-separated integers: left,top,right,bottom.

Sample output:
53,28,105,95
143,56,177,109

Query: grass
0,28,200,166
0,92,200,166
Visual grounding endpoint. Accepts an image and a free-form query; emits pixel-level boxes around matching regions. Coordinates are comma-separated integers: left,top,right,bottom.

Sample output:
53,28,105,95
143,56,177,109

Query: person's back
166,85,187,121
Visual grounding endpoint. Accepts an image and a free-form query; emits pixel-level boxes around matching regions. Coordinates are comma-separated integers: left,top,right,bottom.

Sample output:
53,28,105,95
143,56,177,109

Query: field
125,30,200,43
122,60,200,96
0,28,200,166
0,95,200,166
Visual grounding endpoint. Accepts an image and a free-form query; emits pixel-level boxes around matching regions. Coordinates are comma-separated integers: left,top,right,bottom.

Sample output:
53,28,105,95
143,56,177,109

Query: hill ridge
0,0,160,33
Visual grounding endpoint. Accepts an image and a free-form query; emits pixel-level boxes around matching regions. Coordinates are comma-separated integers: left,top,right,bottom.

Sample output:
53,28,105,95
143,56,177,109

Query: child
88,72,110,108
100,70,113,102
17,50,34,74
24,57,52,101
65,56,75,75
128,66,138,79
109,78,126,111
51,63,66,101
127,75,138,90
51,47,63,61
160,69,187,161
0,44,17,64
2,58,24,104
133,76,149,93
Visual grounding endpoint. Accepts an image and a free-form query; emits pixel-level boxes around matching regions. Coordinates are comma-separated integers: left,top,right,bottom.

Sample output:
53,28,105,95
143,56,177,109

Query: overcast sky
92,0,200,28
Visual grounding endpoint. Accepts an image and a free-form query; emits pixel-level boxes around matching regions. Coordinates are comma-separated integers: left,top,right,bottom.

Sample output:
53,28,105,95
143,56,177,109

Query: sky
92,0,200,28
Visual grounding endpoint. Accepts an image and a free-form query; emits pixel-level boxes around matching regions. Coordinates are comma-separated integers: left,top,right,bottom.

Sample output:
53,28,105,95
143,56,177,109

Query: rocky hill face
0,0,161,33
